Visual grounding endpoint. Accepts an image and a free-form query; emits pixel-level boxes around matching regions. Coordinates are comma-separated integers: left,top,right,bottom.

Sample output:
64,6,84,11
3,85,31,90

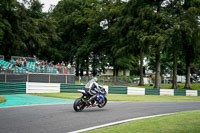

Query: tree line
0,0,200,89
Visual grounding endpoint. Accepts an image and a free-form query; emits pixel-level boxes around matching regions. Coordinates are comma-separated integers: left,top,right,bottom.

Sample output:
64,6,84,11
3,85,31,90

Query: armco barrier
160,89,174,96
0,82,199,97
174,89,186,96
26,82,60,93
0,82,26,95
60,84,85,93
186,90,198,96
127,87,145,95
145,88,160,95
108,86,127,94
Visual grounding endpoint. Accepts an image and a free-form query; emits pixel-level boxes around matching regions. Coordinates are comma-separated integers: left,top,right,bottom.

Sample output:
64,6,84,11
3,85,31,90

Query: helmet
93,77,98,83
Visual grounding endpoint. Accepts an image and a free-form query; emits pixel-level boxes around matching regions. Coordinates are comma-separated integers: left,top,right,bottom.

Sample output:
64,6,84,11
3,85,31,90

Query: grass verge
0,96,6,104
85,110,200,133
131,83,200,90
32,93,200,101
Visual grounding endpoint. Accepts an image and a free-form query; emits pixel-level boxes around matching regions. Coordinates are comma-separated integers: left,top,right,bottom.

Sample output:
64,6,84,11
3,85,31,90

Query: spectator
8,64,12,70
61,61,65,73
7,64,12,73
61,61,65,66
35,63,38,73
19,58,22,67
0,64,4,73
14,59,20,67
36,60,40,66
23,58,27,68
57,63,61,73
40,61,44,73
49,61,53,73
44,60,48,73
67,62,71,74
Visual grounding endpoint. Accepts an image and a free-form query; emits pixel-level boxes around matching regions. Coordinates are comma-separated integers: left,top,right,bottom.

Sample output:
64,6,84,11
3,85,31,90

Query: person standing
67,62,71,74
57,63,61,73
24,58,27,68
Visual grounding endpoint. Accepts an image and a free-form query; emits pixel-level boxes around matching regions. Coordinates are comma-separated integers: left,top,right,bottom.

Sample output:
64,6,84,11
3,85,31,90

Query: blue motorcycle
73,84,107,112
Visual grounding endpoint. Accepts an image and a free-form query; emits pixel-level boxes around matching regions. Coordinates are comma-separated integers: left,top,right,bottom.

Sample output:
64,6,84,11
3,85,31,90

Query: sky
39,0,60,12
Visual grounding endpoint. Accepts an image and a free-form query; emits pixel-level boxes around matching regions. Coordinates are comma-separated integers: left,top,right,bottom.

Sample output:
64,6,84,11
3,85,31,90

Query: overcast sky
39,0,60,12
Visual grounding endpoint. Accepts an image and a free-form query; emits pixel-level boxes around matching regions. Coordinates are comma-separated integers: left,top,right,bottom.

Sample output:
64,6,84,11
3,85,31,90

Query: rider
85,77,104,104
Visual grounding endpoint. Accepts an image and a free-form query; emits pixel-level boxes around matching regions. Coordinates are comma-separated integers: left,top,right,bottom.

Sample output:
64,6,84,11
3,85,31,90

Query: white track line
68,113,176,133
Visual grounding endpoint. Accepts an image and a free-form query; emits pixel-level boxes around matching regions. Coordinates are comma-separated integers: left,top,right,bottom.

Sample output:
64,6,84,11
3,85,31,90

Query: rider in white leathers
85,77,104,104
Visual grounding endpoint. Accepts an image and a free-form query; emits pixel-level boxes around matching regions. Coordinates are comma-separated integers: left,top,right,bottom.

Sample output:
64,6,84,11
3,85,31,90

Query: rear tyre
73,98,85,112
98,97,107,108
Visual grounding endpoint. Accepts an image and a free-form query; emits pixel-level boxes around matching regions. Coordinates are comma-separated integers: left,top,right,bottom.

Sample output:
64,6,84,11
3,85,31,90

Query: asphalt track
1,101,200,133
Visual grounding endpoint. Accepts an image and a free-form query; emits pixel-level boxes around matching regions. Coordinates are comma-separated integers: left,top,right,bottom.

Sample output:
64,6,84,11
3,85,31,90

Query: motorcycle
73,86,107,112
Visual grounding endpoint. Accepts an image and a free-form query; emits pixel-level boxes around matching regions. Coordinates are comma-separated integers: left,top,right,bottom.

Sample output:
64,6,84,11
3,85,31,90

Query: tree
164,0,184,89
0,0,22,59
181,0,200,89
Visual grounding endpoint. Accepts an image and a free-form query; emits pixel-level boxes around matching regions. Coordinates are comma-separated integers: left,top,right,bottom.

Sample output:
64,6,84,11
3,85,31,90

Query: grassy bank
131,83,200,90
85,110,200,133
32,93,200,101
0,96,6,104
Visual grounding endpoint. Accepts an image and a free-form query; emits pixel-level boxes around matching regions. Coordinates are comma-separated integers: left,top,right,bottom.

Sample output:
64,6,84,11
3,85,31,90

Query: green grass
85,110,200,133
0,96,6,104
131,83,200,90
32,93,200,101
75,82,200,90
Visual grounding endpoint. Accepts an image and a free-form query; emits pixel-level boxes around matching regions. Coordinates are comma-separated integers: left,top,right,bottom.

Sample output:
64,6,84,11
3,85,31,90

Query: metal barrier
0,82,26,94
0,73,75,84
75,76,135,86
0,66,75,75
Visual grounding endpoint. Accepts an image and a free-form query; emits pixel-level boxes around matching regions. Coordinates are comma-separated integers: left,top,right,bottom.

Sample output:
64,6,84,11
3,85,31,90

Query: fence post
49,73,50,83
27,73,29,82
66,75,68,84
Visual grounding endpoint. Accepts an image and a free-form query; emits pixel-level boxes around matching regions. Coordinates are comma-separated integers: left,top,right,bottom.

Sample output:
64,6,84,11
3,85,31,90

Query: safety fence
0,82,200,96
0,73,75,84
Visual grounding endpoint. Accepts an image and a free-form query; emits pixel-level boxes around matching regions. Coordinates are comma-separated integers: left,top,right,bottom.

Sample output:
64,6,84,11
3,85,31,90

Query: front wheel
73,98,85,112
98,97,107,108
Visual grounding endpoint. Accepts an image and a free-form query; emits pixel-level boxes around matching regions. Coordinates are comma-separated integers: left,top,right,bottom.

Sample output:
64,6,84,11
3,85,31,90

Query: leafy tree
0,0,22,59
164,0,184,89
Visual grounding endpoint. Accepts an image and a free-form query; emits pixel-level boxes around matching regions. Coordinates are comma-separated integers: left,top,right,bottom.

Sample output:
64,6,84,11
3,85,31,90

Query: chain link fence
75,76,137,86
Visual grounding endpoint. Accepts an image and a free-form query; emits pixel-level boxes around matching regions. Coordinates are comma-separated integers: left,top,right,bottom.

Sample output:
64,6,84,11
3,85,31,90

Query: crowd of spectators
0,57,75,74
34,60,74,74
13,58,26,67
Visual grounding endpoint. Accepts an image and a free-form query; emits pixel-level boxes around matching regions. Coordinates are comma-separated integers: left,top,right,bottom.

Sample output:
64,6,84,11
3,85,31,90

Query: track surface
0,101,200,133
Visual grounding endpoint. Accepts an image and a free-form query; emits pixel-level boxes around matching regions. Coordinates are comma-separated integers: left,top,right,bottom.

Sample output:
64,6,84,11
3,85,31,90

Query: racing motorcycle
73,82,107,112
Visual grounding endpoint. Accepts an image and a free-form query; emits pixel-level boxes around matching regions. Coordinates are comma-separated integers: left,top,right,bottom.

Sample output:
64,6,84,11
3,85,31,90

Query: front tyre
98,97,107,108
73,98,85,112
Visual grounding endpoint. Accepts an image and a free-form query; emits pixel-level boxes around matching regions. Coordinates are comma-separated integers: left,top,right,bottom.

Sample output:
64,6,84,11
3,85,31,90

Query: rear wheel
73,98,85,112
98,97,107,108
